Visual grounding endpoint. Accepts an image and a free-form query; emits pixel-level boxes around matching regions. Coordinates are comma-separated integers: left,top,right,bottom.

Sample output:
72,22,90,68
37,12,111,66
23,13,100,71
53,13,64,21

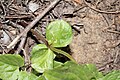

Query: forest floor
0,0,120,73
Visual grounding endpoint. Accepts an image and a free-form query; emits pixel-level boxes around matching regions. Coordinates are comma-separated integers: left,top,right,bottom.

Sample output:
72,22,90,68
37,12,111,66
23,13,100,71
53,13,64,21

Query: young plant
0,20,119,80
31,20,76,73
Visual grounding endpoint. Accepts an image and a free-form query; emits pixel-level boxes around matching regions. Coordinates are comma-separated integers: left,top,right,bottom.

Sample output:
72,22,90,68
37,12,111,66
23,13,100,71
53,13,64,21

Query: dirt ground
0,0,120,73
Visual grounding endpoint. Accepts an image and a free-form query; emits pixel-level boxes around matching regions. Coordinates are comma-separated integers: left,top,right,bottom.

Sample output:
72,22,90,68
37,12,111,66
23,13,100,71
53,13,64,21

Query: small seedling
31,20,76,73
0,20,119,80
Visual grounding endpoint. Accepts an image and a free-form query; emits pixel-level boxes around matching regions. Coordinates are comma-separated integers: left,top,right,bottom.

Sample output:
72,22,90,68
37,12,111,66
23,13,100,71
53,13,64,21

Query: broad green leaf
0,62,19,80
43,61,103,80
100,70,120,80
0,54,24,67
36,76,46,80
46,20,73,47
31,44,47,54
18,71,38,80
53,61,63,68
81,64,103,79
31,44,55,73
0,54,24,80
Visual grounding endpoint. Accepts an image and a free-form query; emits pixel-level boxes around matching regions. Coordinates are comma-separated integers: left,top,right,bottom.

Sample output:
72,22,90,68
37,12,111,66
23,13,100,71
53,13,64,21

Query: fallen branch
107,30,120,34
7,0,60,48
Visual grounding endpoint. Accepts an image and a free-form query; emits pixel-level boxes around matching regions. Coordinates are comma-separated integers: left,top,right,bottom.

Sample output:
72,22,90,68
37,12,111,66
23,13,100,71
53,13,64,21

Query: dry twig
107,30,120,34
7,0,60,49
83,0,120,14
5,15,32,19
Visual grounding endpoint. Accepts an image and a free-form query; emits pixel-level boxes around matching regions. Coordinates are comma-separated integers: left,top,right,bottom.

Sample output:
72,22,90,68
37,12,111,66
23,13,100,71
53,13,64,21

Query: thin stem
31,29,77,63
31,29,49,46
50,46,77,63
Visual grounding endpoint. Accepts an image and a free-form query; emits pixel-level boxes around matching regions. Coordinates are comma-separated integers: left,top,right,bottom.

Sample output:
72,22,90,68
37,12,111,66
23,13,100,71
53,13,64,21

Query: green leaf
31,44,55,73
18,71,38,80
81,64,103,79
100,70,120,80
0,54,24,80
36,76,46,80
46,20,73,47
0,62,19,80
0,54,24,67
53,61,63,68
31,44,47,54
43,61,103,80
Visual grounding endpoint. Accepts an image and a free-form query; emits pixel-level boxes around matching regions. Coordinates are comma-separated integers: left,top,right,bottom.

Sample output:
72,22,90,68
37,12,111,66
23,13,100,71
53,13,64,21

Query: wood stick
7,0,60,48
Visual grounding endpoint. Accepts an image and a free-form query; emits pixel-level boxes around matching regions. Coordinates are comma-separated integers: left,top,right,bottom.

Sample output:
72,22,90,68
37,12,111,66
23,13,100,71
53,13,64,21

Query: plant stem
31,29,77,63
49,46,77,63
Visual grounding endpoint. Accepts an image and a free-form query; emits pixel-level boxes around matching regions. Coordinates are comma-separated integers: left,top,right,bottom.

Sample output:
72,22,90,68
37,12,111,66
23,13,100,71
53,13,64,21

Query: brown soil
0,0,120,73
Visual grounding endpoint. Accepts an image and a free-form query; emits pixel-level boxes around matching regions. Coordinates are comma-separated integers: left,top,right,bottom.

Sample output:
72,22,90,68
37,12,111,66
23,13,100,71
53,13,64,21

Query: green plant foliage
81,64,103,79
0,54,24,67
0,20,120,80
18,71,38,80
100,70,120,80
0,62,19,80
31,44,55,73
43,61,103,80
31,44,47,54
53,61,63,68
36,76,46,80
46,20,73,47
0,54,24,80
